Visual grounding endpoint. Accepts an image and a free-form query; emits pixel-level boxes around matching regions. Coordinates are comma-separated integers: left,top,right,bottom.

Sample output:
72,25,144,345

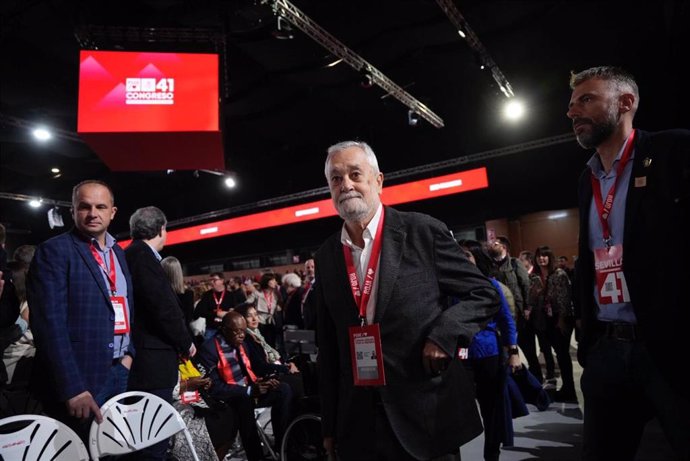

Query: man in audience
27,180,134,438
198,311,292,461
125,206,195,460
195,272,238,340
489,236,541,381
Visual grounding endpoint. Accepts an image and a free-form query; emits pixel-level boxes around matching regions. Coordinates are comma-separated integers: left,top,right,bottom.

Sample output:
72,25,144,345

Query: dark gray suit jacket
316,206,500,460
125,239,192,390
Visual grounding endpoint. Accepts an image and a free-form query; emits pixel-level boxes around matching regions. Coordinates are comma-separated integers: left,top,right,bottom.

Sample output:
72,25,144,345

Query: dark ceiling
1,0,688,266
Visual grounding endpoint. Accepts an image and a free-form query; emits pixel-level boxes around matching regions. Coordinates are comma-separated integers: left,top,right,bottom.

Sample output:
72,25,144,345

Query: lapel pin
643,157,652,168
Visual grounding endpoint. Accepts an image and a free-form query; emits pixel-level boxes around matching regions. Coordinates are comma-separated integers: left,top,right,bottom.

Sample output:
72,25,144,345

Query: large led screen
78,50,219,133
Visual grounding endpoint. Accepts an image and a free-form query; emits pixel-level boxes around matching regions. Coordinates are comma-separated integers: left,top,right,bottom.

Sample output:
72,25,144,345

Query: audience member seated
198,312,292,461
235,302,303,399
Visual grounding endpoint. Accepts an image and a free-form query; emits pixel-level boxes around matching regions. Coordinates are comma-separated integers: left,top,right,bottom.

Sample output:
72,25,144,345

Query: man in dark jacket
568,65,690,460
316,140,499,460
125,206,194,460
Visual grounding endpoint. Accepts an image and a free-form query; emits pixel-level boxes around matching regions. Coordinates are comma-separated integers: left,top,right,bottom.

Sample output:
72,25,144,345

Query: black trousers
337,401,462,461
581,337,690,461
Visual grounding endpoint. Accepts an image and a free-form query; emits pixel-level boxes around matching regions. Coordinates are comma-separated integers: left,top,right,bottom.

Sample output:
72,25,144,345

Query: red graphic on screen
78,50,219,132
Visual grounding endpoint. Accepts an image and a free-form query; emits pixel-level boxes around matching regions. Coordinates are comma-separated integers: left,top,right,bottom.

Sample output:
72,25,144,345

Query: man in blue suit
27,180,134,437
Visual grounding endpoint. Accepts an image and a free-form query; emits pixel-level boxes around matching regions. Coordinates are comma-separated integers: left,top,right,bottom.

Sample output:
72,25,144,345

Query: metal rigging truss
265,0,445,128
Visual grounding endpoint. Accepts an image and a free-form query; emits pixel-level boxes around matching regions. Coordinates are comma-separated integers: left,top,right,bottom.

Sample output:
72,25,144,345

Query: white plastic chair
0,414,89,461
88,390,199,461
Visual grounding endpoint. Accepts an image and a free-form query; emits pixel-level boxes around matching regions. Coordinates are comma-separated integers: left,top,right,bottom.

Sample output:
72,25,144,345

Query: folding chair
88,390,199,461
0,414,89,461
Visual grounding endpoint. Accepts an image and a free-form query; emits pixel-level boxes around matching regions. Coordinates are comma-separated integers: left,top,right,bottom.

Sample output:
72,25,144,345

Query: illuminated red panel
381,168,488,204
78,50,219,132
118,167,488,247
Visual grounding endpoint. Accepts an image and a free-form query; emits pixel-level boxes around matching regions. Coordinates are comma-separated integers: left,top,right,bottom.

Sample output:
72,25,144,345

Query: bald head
220,311,247,347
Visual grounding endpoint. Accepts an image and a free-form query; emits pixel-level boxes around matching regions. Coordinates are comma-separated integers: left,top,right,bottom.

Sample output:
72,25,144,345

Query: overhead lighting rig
263,0,444,128
435,0,515,98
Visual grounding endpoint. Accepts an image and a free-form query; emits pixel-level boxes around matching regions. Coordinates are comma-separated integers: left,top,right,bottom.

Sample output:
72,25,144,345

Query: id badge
180,390,201,404
594,244,630,304
111,296,130,334
348,323,386,386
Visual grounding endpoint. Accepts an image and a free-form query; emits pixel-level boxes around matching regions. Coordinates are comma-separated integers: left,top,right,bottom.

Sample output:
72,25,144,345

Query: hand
288,362,299,374
188,343,197,358
120,355,133,370
186,377,212,392
523,308,531,321
422,340,450,376
252,380,275,396
66,391,102,423
323,436,336,459
507,353,522,373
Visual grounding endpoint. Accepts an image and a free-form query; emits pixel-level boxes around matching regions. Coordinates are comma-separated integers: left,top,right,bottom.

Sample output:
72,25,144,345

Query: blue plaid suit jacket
27,228,134,402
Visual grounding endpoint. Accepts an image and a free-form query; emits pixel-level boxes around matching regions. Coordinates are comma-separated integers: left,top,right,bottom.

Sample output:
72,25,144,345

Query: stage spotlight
272,16,295,40
224,176,237,189
32,127,52,141
408,110,420,127
360,71,374,89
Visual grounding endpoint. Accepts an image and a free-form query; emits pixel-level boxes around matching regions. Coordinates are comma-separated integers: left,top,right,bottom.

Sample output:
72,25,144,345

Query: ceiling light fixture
504,100,525,121
272,16,295,40
32,127,52,141
360,70,374,89
408,110,420,127
324,57,343,68
224,176,237,189
28,199,43,208
51,167,60,174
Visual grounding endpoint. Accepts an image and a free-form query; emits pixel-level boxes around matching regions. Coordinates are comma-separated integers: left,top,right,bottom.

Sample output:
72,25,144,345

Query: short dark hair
496,236,511,250
129,206,167,240
209,272,225,280
72,180,115,206
259,272,276,290
519,250,534,265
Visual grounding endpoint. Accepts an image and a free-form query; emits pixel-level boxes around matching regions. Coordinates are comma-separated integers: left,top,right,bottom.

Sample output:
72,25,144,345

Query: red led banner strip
120,167,488,247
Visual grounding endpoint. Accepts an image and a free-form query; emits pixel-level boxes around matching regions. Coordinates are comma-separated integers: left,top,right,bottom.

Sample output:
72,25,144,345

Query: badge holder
348,323,386,386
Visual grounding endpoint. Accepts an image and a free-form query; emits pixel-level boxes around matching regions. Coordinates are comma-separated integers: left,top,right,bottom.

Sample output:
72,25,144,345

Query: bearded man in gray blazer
316,140,500,460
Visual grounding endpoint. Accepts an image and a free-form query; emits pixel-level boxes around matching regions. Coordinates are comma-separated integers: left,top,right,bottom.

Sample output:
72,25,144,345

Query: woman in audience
255,273,282,348
235,303,298,375
161,256,195,327
533,245,577,402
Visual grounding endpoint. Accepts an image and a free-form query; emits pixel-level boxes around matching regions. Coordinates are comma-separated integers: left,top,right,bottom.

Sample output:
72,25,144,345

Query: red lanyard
90,242,117,294
214,338,256,384
213,291,226,311
590,129,636,247
342,211,385,324
263,291,274,314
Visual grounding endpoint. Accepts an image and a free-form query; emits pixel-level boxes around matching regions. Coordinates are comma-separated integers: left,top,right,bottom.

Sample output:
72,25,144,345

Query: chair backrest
283,329,317,355
88,391,199,461
0,414,89,461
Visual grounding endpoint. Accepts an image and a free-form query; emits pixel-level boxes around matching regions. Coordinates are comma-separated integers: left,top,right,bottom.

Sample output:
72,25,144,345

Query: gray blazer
316,206,500,460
